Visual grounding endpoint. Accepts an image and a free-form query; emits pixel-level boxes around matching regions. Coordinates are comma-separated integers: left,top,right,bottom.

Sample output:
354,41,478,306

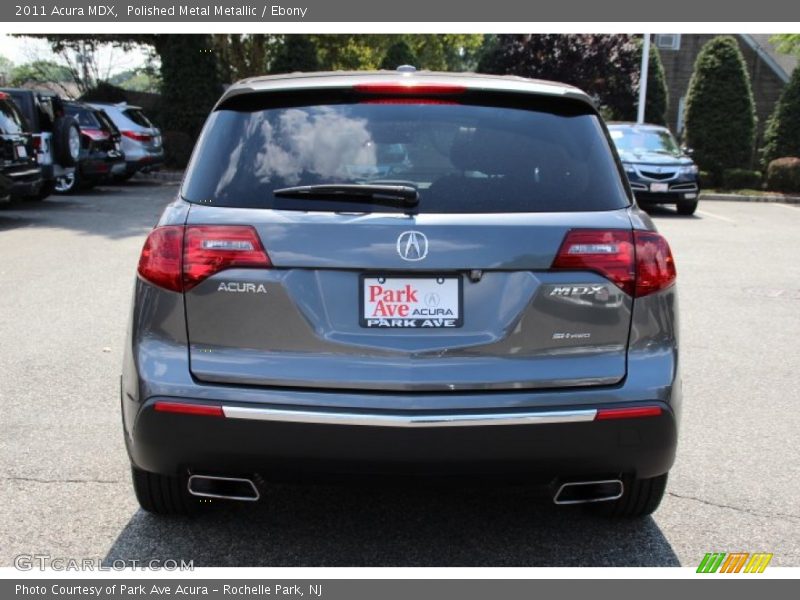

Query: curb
700,192,800,204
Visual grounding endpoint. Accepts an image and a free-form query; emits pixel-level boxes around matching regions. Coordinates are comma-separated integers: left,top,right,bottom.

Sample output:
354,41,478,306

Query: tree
761,66,800,166
10,60,74,90
683,36,756,181
156,35,222,140
476,34,642,120
771,34,800,56
379,41,417,70
269,36,321,74
0,55,13,85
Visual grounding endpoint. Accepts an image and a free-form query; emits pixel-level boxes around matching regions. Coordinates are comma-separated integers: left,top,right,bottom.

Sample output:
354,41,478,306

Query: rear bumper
126,397,678,481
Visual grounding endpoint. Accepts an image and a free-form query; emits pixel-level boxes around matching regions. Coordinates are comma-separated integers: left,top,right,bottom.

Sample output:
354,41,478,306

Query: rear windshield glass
66,106,101,129
123,108,153,128
0,99,25,134
182,99,629,213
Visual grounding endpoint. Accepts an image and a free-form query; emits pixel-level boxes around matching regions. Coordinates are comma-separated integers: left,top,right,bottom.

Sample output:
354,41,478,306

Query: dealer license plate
361,276,462,328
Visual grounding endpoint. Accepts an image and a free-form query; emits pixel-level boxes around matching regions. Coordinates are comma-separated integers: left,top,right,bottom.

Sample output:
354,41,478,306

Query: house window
655,34,681,50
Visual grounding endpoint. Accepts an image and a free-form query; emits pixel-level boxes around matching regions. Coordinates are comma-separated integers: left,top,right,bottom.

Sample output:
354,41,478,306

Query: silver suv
89,102,163,180
123,71,680,517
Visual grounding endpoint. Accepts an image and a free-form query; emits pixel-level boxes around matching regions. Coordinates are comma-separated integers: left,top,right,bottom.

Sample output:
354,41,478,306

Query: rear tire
590,473,668,518
54,171,79,195
131,466,194,516
676,199,698,216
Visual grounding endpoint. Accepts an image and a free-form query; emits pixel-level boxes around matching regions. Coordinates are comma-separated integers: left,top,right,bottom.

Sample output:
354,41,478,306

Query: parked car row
0,88,164,201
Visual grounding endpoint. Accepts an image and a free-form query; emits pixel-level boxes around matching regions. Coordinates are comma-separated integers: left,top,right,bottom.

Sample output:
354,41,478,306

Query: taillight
552,229,676,298
137,225,271,292
633,231,677,297
32,135,41,150
552,229,636,296
183,225,270,290
122,130,153,142
81,128,109,141
137,225,183,292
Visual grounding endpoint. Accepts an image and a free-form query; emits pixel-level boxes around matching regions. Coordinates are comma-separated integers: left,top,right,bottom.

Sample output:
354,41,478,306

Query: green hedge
721,169,762,190
761,66,800,167
766,157,800,194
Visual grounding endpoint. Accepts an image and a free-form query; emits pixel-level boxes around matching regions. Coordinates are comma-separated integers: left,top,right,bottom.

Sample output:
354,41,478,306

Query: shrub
161,131,194,169
766,157,800,194
683,36,756,181
761,67,800,168
698,170,715,188
721,168,763,190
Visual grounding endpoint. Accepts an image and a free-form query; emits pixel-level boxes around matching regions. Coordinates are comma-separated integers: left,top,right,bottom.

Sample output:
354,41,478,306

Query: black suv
0,92,43,201
608,123,700,216
0,88,81,201
57,101,125,193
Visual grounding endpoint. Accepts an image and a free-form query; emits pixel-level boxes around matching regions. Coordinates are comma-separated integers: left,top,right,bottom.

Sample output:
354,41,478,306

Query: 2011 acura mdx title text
122,68,680,517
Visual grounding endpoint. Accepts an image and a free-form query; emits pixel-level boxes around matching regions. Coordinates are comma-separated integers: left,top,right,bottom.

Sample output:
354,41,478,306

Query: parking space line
696,209,736,224
771,203,800,212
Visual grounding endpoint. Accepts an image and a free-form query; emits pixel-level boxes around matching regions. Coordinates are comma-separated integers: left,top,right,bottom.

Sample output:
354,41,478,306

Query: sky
0,34,150,75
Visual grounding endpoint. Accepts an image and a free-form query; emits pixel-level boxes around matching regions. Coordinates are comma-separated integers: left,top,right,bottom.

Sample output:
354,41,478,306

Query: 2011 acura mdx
123,69,680,517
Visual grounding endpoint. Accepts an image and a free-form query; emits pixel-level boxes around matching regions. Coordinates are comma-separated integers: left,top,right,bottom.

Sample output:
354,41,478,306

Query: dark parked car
56,101,125,193
0,88,80,200
0,92,43,200
125,70,680,518
608,123,700,215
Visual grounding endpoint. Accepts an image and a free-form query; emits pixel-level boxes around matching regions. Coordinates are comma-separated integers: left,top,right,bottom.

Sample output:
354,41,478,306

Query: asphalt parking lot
1,182,799,567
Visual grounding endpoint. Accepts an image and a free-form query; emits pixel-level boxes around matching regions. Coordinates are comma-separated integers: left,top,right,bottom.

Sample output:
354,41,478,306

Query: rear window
123,108,153,128
0,99,25,135
66,106,101,129
182,97,629,213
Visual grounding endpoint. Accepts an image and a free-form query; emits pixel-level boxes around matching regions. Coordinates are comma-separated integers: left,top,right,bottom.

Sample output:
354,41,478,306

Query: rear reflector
154,401,224,417
137,225,271,292
32,135,42,150
354,83,466,95
552,229,676,298
595,406,663,420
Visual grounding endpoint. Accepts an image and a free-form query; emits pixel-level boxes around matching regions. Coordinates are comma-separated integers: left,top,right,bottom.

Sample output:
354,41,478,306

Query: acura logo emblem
397,231,428,261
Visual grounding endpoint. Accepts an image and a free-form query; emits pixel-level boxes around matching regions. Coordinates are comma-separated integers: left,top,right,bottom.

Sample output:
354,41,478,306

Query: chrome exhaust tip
187,474,260,502
553,479,624,505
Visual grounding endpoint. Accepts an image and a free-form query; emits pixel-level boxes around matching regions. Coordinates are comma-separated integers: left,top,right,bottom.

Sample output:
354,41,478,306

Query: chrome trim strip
187,474,260,502
222,406,598,427
553,479,624,505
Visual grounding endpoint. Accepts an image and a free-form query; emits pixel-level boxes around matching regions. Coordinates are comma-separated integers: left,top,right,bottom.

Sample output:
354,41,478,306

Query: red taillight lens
633,231,677,297
183,225,271,290
32,135,42,150
353,83,466,95
81,128,109,141
552,229,636,296
552,229,676,298
137,225,271,292
122,130,152,142
595,406,663,420
137,225,184,292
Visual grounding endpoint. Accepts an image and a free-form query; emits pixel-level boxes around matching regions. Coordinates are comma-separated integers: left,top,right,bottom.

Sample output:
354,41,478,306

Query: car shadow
0,181,174,240
640,204,702,220
104,482,679,567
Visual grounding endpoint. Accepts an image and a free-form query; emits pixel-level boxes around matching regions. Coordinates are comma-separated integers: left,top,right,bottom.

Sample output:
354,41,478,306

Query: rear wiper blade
273,184,419,207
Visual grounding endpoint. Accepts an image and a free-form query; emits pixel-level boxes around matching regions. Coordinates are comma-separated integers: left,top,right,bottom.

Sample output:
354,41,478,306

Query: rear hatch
179,84,635,392
121,107,161,150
